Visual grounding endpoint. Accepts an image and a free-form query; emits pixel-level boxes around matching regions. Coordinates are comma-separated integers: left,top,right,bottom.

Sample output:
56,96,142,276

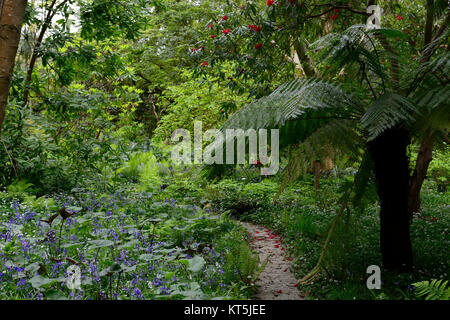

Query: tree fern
278,119,363,195
220,78,362,132
413,279,450,300
405,42,450,95
201,78,362,178
412,84,450,134
311,25,407,89
361,93,420,141
201,20,449,281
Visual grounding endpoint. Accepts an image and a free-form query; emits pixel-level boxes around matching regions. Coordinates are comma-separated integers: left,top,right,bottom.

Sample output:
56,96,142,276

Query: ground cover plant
0,162,262,300
203,163,449,300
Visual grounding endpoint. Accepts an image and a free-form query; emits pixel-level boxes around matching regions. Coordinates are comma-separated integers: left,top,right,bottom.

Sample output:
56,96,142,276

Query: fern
219,78,361,133
226,241,267,286
361,93,420,141
278,119,363,195
252,256,269,283
413,279,450,300
201,20,448,284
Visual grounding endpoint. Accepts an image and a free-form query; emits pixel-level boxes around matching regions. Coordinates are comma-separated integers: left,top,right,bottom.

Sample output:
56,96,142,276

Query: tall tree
0,0,27,135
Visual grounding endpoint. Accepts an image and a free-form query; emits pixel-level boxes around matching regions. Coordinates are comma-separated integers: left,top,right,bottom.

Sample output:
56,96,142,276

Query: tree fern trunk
368,127,413,271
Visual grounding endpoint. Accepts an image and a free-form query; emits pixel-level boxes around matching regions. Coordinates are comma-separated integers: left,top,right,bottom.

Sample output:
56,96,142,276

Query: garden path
241,222,305,300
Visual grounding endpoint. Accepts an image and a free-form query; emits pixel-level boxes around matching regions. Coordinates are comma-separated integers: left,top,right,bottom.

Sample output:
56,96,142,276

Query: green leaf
66,206,83,212
25,262,41,275
119,239,139,249
120,264,136,273
138,254,155,261
178,259,189,267
88,239,115,249
164,272,175,280
29,275,56,289
46,290,68,300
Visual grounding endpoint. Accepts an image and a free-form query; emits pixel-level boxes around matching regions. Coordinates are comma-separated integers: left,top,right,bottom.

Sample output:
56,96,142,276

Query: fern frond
252,256,269,283
413,279,450,300
278,119,362,195
412,84,450,133
405,46,450,95
312,25,407,88
220,78,361,132
201,78,362,178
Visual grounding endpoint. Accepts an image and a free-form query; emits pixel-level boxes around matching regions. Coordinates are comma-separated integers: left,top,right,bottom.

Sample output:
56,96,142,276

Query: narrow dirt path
241,222,304,300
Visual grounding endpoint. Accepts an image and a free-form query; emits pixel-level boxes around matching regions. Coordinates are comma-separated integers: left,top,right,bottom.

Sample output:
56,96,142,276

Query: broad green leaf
88,239,114,249
139,254,155,261
188,256,205,273
46,290,68,300
29,275,56,289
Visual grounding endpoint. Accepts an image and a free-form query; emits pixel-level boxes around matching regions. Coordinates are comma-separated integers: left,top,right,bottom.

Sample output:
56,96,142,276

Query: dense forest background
0,0,448,300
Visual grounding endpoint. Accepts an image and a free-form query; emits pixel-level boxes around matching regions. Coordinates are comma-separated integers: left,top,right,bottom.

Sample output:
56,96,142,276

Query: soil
241,222,304,300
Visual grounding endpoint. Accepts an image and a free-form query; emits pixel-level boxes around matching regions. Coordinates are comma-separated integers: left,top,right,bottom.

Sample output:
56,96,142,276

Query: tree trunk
408,131,434,216
314,160,321,190
0,0,27,135
368,128,413,272
293,40,316,78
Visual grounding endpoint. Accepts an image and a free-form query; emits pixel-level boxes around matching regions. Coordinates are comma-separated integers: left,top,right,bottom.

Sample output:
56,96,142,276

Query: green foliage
204,179,278,218
216,229,267,290
412,279,450,300
79,0,147,41
153,68,249,142
0,0,448,302
278,119,364,195
0,175,252,300
6,180,34,195
226,241,264,286
410,147,449,192
116,151,163,189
